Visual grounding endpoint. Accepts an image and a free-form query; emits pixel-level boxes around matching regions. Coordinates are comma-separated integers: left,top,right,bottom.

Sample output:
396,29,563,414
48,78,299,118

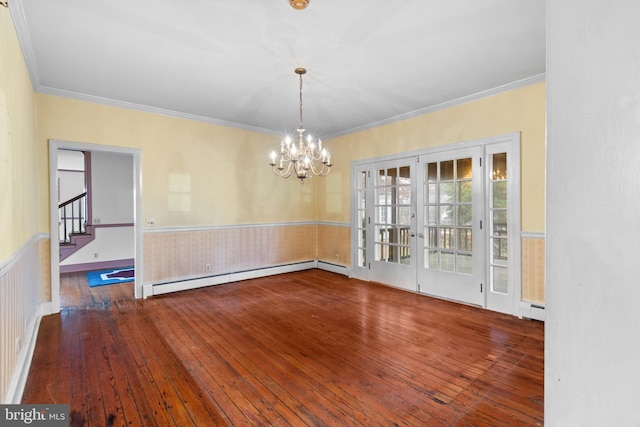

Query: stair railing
59,192,87,243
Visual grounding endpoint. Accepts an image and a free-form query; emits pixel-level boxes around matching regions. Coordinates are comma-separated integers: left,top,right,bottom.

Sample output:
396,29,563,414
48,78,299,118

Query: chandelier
269,68,332,183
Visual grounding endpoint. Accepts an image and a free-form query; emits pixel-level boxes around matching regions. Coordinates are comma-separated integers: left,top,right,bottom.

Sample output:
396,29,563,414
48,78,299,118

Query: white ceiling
11,0,546,138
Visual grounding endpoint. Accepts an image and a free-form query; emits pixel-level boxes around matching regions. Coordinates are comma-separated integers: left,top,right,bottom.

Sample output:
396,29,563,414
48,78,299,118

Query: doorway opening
49,140,143,313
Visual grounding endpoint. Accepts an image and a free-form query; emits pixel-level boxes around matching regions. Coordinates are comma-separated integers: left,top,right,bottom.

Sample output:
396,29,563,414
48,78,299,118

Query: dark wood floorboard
23,270,544,426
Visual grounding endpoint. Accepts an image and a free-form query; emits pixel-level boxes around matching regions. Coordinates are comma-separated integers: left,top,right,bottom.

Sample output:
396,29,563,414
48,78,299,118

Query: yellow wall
34,75,545,298
0,6,44,404
317,82,546,233
36,95,317,232
0,7,38,261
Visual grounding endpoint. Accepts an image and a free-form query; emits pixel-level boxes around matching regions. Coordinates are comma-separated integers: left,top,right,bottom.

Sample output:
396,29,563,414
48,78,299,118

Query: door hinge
480,220,483,229
368,217,371,224
367,170,370,178
480,157,483,167
480,283,483,293
368,262,371,270
418,283,421,293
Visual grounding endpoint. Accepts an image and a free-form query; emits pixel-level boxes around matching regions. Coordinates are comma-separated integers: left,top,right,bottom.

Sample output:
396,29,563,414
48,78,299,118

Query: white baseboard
519,301,545,321
4,303,47,404
149,261,317,296
317,261,350,276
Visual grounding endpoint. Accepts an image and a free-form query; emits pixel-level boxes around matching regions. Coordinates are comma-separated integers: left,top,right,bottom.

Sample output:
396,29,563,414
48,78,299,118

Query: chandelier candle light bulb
268,67,332,183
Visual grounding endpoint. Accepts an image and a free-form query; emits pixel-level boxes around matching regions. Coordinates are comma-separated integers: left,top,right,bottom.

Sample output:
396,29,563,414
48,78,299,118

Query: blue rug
87,267,134,287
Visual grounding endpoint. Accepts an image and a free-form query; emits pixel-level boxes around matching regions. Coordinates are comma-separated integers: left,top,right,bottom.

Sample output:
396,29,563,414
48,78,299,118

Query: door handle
418,233,424,238
410,232,416,237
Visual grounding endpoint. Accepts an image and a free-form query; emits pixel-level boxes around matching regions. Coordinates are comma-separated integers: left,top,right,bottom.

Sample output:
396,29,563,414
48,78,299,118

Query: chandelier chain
299,73,304,130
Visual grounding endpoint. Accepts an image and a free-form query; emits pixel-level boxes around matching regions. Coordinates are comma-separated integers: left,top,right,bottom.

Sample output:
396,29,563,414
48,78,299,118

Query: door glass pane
428,249,438,269
427,162,437,182
456,158,472,179
439,206,454,226
428,184,437,203
441,251,455,272
493,238,508,264
492,266,508,293
428,206,437,225
428,227,438,247
399,166,410,181
441,160,454,180
456,229,472,251
492,181,507,208
457,205,472,226
388,227,399,245
398,207,412,225
492,153,507,180
492,211,507,236
439,183,454,203
440,227,454,249
457,181,472,203
457,253,472,274
388,245,398,263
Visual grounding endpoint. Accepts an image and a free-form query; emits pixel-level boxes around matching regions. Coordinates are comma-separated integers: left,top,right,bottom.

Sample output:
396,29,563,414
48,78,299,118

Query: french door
416,148,484,305
352,134,520,315
367,159,417,291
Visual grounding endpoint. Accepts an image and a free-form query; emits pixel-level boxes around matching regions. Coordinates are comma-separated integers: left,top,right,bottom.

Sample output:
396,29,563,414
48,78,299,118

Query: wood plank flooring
22,270,544,426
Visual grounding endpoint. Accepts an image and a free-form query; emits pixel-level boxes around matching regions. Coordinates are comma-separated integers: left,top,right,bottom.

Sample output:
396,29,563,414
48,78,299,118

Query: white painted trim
326,76,546,139
316,221,350,228
518,301,545,321
0,233,44,276
3,302,47,404
49,140,143,313
149,261,316,296
317,261,350,276
521,232,545,239
8,0,40,90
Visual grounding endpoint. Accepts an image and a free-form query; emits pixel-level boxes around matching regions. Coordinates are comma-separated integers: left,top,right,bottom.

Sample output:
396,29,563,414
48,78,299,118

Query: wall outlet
94,218,101,224
94,253,99,258
146,218,156,226
205,263,211,272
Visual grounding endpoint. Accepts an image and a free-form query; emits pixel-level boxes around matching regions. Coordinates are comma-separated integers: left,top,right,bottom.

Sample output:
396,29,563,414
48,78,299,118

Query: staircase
59,192,94,261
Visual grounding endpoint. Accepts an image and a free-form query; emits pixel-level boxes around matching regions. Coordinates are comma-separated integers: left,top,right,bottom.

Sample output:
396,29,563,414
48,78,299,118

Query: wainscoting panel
522,235,545,305
316,222,351,266
0,235,42,403
143,223,317,285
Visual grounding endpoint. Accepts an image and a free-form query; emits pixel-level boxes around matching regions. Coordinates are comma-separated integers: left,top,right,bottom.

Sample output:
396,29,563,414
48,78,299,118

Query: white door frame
350,132,521,316
48,140,143,313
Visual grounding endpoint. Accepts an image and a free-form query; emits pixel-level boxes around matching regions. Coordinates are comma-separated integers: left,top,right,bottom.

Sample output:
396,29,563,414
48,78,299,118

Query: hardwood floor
59,271,133,309
23,270,544,426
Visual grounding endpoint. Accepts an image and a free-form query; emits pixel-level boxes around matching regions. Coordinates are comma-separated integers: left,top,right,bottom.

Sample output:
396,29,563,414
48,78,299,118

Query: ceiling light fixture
269,68,332,183
289,0,309,10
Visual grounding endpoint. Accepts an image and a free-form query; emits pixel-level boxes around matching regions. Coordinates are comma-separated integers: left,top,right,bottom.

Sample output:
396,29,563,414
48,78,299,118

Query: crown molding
8,0,40,90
